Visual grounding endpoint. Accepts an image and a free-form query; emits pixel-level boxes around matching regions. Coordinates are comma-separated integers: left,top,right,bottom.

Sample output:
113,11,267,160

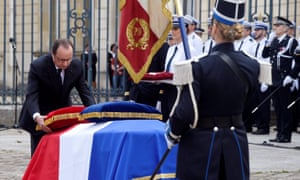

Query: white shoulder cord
170,56,202,129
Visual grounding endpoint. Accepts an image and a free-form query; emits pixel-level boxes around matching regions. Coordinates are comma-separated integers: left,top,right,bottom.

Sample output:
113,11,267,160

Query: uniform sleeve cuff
33,112,40,121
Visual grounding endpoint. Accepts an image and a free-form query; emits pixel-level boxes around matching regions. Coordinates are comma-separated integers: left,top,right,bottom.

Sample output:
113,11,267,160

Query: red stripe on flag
22,126,76,180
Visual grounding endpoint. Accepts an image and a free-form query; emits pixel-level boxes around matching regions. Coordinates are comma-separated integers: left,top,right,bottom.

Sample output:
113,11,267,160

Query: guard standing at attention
160,15,198,122
262,16,298,143
252,21,272,134
234,21,257,56
203,17,215,54
164,0,259,179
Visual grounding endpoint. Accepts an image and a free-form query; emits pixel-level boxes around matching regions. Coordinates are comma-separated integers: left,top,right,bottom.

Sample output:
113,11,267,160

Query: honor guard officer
235,21,257,56
252,21,272,134
160,15,198,122
203,17,215,54
184,14,204,56
164,0,259,179
288,21,296,37
262,16,299,143
194,27,205,38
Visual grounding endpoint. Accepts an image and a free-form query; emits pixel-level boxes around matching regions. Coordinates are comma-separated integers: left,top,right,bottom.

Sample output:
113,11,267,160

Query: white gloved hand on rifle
290,79,299,92
164,120,180,149
260,83,268,93
282,75,293,87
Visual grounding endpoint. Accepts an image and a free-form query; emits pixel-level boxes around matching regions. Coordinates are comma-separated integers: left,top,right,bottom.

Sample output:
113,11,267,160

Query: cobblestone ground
1,128,300,180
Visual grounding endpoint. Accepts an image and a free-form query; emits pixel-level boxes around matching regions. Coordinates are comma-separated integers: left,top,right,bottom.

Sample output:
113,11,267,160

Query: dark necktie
238,40,244,51
273,38,279,47
255,42,260,57
57,68,62,85
166,46,178,72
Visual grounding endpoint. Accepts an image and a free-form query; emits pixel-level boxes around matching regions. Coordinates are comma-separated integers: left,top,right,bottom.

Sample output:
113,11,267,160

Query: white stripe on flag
59,122,112,180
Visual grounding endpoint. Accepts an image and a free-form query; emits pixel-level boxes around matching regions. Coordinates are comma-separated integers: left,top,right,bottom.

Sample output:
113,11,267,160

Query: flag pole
150,148,171,180
150,1,193,178
174,0,191,59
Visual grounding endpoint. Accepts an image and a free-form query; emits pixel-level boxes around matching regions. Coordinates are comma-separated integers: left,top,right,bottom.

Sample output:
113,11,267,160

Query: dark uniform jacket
293,46,300,77
169,42,259,179
19,54,95,135
171,42,260,134
81,51,98,81
262,34,298,85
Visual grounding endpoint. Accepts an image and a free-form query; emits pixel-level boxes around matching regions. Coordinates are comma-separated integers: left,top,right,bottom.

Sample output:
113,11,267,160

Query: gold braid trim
36,113,80,131
133,173,176,180
79,112,162,121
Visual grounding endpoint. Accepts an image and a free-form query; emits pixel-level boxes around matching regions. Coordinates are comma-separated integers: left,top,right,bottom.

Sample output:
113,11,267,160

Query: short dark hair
52,38,74,55
110,43,117,51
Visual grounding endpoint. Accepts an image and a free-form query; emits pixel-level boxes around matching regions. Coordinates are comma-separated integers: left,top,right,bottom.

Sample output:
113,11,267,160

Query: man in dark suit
81,44,98,89
19,39,96,156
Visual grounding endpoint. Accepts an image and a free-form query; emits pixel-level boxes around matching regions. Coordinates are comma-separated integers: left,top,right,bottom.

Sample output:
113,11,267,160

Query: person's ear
211,23,217,37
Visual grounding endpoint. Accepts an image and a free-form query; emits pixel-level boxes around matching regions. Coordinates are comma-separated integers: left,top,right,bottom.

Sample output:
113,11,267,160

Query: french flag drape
23,120,177,180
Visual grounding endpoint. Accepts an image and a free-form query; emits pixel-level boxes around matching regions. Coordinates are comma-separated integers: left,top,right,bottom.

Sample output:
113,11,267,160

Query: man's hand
35,115,52,133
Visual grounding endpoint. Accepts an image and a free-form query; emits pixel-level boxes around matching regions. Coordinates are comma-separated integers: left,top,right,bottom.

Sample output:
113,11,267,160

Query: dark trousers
129,82,160,107
243,89,259,132
30,134,44,157
255,88,271,131
291,88,300,131
272,86,293,140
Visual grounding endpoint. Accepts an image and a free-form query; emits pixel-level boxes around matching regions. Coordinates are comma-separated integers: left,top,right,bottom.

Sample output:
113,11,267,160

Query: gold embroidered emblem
126,17,150,50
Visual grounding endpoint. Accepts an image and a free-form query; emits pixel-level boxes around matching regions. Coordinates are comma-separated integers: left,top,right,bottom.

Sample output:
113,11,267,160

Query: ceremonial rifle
251,85,281,114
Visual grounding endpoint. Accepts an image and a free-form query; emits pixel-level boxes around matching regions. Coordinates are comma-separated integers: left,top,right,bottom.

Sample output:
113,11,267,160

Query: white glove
290,79,299,92
283,75,293,87
260,83,268,93
155,101,161,112
164,121,180,149
294,79,299,90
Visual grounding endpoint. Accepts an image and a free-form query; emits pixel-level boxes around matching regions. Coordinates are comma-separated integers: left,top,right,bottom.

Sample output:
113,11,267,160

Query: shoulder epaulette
241,50,259,61
195,53,209,61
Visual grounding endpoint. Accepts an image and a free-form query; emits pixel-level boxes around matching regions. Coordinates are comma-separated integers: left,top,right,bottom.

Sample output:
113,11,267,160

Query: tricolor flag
23,120,177,180
118,0,172,83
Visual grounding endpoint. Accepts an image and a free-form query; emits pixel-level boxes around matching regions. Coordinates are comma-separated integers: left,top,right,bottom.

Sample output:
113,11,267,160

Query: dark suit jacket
81,52,98,81
19,54,95,135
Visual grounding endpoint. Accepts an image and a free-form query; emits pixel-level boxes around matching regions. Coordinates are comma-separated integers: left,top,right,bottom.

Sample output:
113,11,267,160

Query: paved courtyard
0,126,300,180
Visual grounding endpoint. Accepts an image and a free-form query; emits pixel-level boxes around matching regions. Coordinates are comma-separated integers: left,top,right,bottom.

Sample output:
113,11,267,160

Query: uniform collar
244,35,253,42
211,42,235,52
277,33,287,42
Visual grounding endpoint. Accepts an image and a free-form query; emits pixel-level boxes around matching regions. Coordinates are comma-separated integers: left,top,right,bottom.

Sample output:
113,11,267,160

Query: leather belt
197,114,244,128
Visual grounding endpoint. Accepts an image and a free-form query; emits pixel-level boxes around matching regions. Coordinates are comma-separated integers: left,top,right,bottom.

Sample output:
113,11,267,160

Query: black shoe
252,129,269,135
277,137,291,143
269,138,279,142
246,127,252,133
